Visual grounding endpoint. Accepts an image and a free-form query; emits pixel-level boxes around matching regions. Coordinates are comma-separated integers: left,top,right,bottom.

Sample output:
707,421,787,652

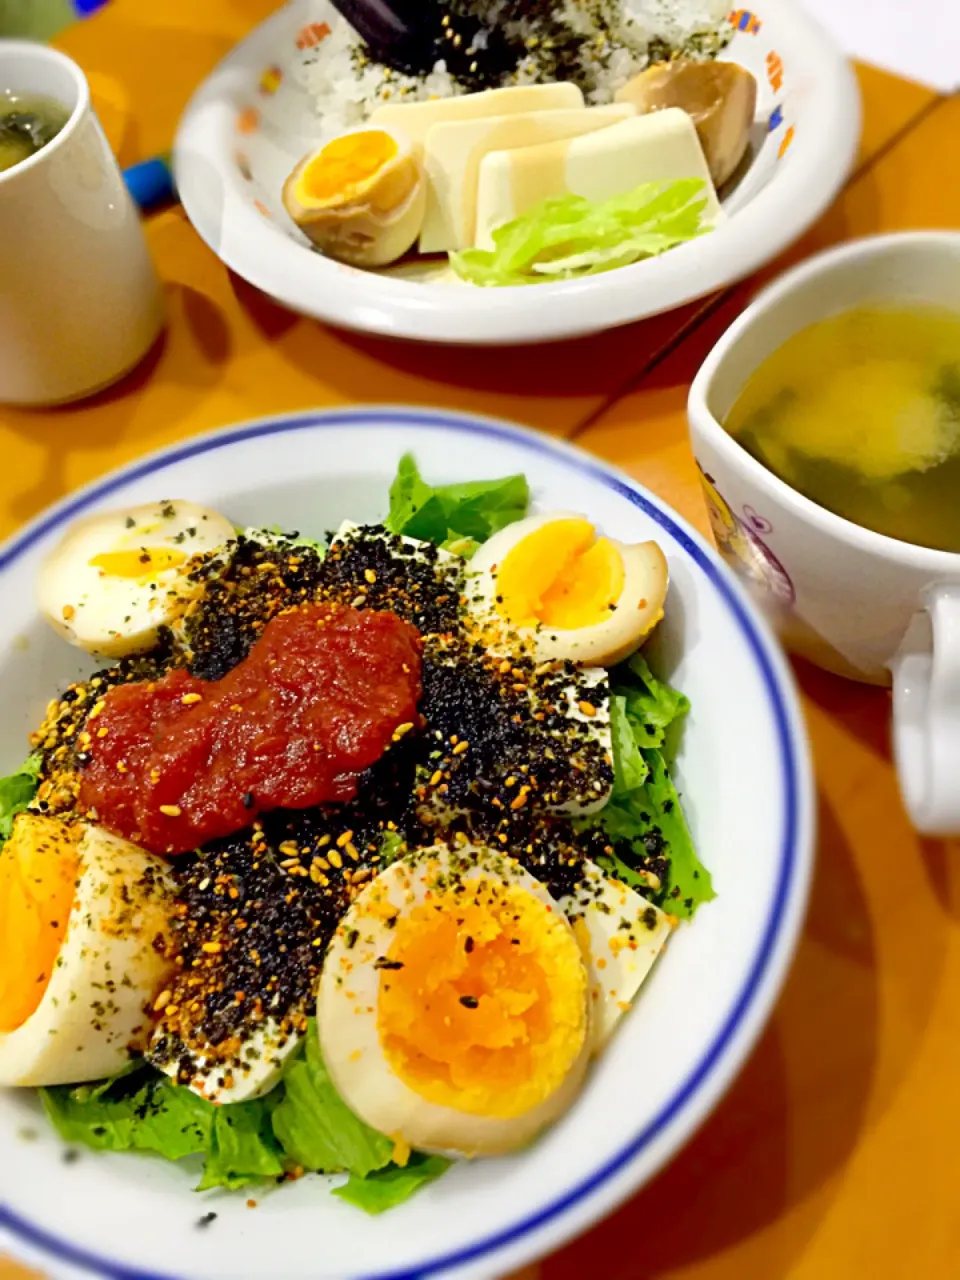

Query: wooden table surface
3,3,959,1277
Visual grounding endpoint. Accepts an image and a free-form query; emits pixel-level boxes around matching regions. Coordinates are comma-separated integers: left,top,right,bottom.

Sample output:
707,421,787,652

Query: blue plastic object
71,0,111,15
123,154,175,212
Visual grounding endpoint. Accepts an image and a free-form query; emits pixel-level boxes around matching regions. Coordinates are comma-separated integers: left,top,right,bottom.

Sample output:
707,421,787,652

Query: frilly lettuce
0,753,42,843
451,179,712,287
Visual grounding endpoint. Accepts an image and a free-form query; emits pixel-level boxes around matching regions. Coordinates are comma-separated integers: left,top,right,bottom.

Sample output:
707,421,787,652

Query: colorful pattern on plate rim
730,9,796,158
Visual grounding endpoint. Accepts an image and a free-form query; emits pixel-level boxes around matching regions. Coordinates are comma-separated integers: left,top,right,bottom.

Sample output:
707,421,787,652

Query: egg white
467,511,669,667
38,500,236,659
318,844,591,1157
0,818,175,1087
560,859,672,1051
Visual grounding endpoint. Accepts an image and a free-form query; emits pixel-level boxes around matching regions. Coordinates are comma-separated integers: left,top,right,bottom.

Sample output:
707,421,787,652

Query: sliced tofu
369,82,585,149
150,1017,303,1104
475,107,721,250
420,104,636,253
546,668,614,816
561,859,672,1051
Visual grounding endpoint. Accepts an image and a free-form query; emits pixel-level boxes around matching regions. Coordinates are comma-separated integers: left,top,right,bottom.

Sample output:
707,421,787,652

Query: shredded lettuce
70,1059,144,1103
198,1101,285,1191
385,454,529,549
270,1027,393,1178
41,1068,213,1163
590,654,714,918
451,180,711,288
333,1153,452,1214
609,695,650,796
39,1023,447,1210
0,752,42,842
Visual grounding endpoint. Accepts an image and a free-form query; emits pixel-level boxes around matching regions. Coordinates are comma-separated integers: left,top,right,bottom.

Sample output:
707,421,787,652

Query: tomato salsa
78,603,422,855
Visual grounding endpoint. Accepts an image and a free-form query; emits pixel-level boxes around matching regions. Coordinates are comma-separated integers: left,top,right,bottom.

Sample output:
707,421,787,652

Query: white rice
294,0,730,138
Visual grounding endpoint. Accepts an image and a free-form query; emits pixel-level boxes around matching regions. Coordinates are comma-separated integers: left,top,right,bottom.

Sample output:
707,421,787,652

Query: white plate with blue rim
0,407,814,1279
173,0,860,345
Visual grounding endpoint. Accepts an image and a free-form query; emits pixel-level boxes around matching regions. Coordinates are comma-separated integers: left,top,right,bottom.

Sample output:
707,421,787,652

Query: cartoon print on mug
697,464,795,605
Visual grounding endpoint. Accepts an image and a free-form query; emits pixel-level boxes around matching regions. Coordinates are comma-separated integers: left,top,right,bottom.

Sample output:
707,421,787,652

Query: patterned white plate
174,0,860,343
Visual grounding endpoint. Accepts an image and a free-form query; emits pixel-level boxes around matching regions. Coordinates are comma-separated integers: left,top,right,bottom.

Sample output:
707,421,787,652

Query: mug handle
891,584,960,835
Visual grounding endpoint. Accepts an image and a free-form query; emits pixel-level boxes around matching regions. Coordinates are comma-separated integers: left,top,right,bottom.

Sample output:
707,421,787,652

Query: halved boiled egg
0,815,174,1086
38,500,236,658
467,512,669,666
318,844,590,1157
282,126,426,268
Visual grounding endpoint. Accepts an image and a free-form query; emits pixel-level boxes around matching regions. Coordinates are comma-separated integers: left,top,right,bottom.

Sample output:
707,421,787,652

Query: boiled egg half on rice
319,844,591,1157
38,500,236,659
467,513,669,666
0,814,174,1086
283,126,426,268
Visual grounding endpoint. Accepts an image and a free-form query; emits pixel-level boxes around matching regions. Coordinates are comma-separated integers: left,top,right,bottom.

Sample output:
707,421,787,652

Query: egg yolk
89,548,187,579
496,519,625,631
377,876,587,1119
297,130,398,205
0,814,80,1032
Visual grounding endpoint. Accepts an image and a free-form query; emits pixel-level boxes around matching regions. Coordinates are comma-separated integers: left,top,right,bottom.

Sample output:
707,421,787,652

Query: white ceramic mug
0,41,164,405
688,231,960,834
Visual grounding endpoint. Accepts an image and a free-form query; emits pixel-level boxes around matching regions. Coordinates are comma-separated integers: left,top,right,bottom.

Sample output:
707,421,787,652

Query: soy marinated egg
468,512,669,666
38,500,236,659
318,845,590,1158
283,126,426,268
0,815,174,1086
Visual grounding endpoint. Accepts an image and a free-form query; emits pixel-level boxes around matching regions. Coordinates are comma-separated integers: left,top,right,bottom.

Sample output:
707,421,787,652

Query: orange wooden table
3,3,959,1277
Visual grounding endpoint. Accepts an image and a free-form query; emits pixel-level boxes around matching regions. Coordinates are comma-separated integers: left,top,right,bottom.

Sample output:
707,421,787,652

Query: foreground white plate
174,0,860,344
0,408,814,1279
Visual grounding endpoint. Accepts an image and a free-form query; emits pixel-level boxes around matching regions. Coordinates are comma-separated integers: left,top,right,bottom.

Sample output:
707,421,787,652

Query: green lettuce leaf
333,1153,452,1214
451,180,711,288
43,1066,284,1190
70,1058,144,1103
197,1100,285,1191
620,653,690,752
41,1068,212,1162
588,655,714,919
609,695,649,796
640,746,713,916
39,1026,450,1208
0,753,42,841
385,454,529,549
270,1027,393,1177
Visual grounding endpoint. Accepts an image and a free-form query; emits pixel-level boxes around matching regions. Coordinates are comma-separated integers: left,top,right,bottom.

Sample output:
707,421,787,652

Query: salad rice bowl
0,409,813,1280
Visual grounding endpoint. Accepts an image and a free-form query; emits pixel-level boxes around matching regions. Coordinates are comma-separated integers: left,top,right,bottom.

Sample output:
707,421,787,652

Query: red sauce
79,603,422,855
